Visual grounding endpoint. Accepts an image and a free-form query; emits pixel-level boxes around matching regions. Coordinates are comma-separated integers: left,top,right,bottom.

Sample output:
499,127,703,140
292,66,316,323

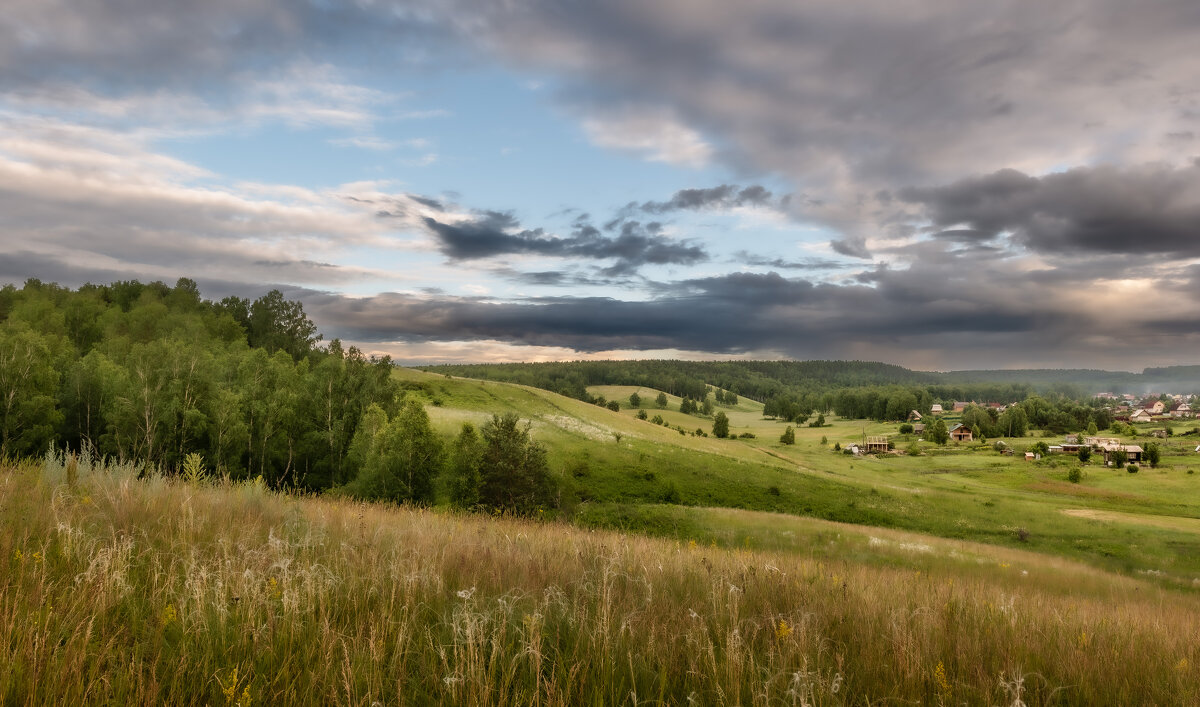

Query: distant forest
421,359,1200,427
0,279,400,490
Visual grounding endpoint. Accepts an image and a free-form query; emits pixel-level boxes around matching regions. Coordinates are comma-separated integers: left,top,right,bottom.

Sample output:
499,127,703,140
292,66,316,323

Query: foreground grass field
4,454,1200,705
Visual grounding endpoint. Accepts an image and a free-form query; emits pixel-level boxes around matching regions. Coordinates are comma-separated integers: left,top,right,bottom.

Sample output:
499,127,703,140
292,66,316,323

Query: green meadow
406,369,1200,589
6,365,1200,704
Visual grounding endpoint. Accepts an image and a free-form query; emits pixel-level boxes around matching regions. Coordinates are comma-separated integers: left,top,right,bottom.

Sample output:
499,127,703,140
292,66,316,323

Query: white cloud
580,107,713,168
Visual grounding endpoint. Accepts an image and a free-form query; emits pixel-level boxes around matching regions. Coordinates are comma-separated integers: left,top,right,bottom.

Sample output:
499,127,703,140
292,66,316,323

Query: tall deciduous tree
928,418,950,445
712,411,730,438
0,324,62,458
350,399,442,503
248,289,322,361
998,405,1028,437
447,422,483,509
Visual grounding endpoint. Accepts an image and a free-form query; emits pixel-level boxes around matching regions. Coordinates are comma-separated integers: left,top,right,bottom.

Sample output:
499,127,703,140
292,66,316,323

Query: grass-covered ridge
4,454,1200,705
407,369,1200,587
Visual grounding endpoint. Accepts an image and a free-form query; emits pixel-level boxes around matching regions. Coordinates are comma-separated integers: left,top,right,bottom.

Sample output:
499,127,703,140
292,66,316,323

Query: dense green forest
0,278,399,490
0,279,560,511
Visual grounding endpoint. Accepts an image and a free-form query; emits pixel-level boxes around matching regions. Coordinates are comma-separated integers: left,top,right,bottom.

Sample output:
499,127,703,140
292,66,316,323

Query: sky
2,1,1200,370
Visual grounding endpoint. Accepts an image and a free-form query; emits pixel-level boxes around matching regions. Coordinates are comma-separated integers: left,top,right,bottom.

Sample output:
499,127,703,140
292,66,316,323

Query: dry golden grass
3,453,1200,705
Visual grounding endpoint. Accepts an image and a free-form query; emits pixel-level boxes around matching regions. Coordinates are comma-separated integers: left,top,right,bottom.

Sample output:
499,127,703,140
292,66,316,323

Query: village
844,392,1200,468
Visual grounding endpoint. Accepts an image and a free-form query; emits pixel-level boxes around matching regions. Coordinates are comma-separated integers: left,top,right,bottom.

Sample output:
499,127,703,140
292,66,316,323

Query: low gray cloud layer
294,256,1200,367
902,164,1200,255
422,212,709,275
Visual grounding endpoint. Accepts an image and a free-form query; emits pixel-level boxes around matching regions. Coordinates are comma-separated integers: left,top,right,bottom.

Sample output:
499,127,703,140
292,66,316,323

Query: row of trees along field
421,360,937,402
766,385,1112,434
0,278,405,491
425,360,1110,431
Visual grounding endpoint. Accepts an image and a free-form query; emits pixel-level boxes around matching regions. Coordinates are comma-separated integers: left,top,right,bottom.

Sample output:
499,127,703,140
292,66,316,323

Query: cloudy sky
3,1,1200,369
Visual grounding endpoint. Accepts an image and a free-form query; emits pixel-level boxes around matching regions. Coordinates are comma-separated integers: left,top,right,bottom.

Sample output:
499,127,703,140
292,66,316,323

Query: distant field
407,368,1200,587
4,456,1200,704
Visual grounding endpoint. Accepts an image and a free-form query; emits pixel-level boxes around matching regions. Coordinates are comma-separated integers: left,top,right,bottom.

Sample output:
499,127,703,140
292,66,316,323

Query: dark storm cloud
422,213,708,272
830,238,872,259
636,184,776,214
902,164,1200,255
296,260,1089,359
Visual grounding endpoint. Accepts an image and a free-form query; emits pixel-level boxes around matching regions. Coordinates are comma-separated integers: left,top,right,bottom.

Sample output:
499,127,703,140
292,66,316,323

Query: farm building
1100,443,1143,464
865,436,889,453
930,404,943,415
908,410,922,421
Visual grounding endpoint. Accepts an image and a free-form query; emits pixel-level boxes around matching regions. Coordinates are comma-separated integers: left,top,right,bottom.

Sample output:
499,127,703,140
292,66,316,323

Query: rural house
1129,409,1153,423
949,423,973,442
1143,400,1166,415
930,404,944,415
908,410,923,421
1100,443,1143,464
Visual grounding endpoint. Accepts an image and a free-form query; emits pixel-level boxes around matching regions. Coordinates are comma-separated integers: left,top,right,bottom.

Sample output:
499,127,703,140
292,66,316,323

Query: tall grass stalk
3,452,1199,704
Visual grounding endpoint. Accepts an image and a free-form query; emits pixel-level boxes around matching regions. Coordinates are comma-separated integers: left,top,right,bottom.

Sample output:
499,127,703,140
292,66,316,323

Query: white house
1129,409,1153,423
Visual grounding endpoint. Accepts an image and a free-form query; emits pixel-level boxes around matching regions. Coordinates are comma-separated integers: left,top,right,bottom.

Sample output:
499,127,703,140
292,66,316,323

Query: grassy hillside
405,368,1200,588
4,455,1200,705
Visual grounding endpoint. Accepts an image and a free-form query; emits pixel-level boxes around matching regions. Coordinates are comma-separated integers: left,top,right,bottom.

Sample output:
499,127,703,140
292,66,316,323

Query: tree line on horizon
420,360,1126,432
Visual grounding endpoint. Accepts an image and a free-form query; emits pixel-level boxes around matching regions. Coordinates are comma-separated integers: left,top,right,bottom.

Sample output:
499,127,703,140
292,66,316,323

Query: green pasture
398,368,1200,588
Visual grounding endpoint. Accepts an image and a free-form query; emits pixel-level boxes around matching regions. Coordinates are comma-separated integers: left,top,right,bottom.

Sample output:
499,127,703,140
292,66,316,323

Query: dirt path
1061,508,1200,533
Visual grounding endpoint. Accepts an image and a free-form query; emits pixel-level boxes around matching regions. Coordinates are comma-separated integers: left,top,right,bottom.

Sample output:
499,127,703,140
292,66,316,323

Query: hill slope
4,456,1199,704
404,368,1200,588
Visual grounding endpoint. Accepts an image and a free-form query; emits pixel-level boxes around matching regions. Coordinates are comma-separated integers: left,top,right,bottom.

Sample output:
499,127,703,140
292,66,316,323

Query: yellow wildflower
934,661,951,700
